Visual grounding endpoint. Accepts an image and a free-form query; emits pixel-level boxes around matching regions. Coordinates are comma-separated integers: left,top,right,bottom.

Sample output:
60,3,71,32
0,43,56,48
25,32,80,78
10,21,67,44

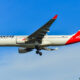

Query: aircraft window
0,36,14,38
47,36,68,38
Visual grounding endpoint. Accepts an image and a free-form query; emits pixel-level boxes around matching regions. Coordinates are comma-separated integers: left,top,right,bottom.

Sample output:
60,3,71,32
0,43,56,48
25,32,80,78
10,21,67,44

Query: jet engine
18,47,33,53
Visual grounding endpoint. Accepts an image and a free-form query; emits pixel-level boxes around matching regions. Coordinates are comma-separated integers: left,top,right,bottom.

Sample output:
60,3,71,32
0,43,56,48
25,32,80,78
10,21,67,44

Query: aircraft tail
66,30,80,44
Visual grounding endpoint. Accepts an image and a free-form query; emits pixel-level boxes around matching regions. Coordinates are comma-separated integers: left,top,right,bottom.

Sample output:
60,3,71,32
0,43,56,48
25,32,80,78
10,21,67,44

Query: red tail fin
66,30,80,44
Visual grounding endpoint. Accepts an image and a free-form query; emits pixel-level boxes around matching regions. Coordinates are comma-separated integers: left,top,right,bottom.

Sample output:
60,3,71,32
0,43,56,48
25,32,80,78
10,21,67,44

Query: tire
36,51,39,54
39,52,42,56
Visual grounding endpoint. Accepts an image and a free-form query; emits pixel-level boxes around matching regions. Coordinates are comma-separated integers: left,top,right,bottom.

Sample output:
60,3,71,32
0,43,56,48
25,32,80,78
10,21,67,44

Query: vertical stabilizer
66,30,80,44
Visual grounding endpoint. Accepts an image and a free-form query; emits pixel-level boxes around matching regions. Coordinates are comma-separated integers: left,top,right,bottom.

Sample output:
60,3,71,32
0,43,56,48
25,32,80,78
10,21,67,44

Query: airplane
0,14,80,56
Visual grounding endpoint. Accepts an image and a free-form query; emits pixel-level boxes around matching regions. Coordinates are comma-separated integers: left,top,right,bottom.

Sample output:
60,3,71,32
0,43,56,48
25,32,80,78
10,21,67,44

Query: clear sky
0,0,80,80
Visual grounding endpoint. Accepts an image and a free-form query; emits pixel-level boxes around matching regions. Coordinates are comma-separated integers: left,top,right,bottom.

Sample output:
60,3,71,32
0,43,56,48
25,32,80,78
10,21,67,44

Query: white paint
0,35,72,48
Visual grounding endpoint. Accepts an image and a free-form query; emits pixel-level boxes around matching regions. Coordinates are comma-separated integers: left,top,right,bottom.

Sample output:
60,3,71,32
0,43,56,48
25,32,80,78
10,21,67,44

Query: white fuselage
0,35,72,48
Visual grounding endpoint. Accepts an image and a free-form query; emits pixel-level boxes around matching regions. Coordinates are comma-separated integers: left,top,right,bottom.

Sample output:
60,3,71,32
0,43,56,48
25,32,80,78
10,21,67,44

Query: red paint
66,30,80,45
22,38,26,41
52,15,58,19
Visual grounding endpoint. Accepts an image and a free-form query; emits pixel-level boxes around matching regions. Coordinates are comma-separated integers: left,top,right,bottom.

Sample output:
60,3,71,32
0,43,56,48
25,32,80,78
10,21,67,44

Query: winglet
52,15,58,19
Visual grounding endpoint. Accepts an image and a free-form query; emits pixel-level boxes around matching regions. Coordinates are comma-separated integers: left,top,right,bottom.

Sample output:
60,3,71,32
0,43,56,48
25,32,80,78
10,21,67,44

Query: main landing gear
36,51,42,56
35,45,58,56
35,46,42,56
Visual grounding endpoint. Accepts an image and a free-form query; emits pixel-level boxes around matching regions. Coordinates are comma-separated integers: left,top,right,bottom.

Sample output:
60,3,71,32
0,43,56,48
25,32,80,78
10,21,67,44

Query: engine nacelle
18,48,27,53
18,48,32,53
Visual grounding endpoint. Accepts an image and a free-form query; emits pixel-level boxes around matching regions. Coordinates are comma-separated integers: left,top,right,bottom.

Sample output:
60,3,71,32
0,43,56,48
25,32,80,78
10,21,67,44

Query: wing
26,15,58,43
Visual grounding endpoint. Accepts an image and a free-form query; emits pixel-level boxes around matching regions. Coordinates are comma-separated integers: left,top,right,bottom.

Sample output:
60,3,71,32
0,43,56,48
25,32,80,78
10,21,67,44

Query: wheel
36,51,39,54
39,52,42,56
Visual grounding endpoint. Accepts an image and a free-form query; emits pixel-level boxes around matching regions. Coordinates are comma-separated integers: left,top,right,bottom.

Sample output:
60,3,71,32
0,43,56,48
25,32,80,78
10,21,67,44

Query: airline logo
76,35,80,39
66,31,80,44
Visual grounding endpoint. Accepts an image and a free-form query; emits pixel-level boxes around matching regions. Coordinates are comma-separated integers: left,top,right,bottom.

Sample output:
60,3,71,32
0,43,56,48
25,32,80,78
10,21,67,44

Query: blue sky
0,0,80,80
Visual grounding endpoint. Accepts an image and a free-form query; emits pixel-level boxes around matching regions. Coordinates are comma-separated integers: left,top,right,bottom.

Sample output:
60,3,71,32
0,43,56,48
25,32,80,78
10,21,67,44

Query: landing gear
39,52,42,56
36,51,42,56
36,51,39,54
35,45,42,56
